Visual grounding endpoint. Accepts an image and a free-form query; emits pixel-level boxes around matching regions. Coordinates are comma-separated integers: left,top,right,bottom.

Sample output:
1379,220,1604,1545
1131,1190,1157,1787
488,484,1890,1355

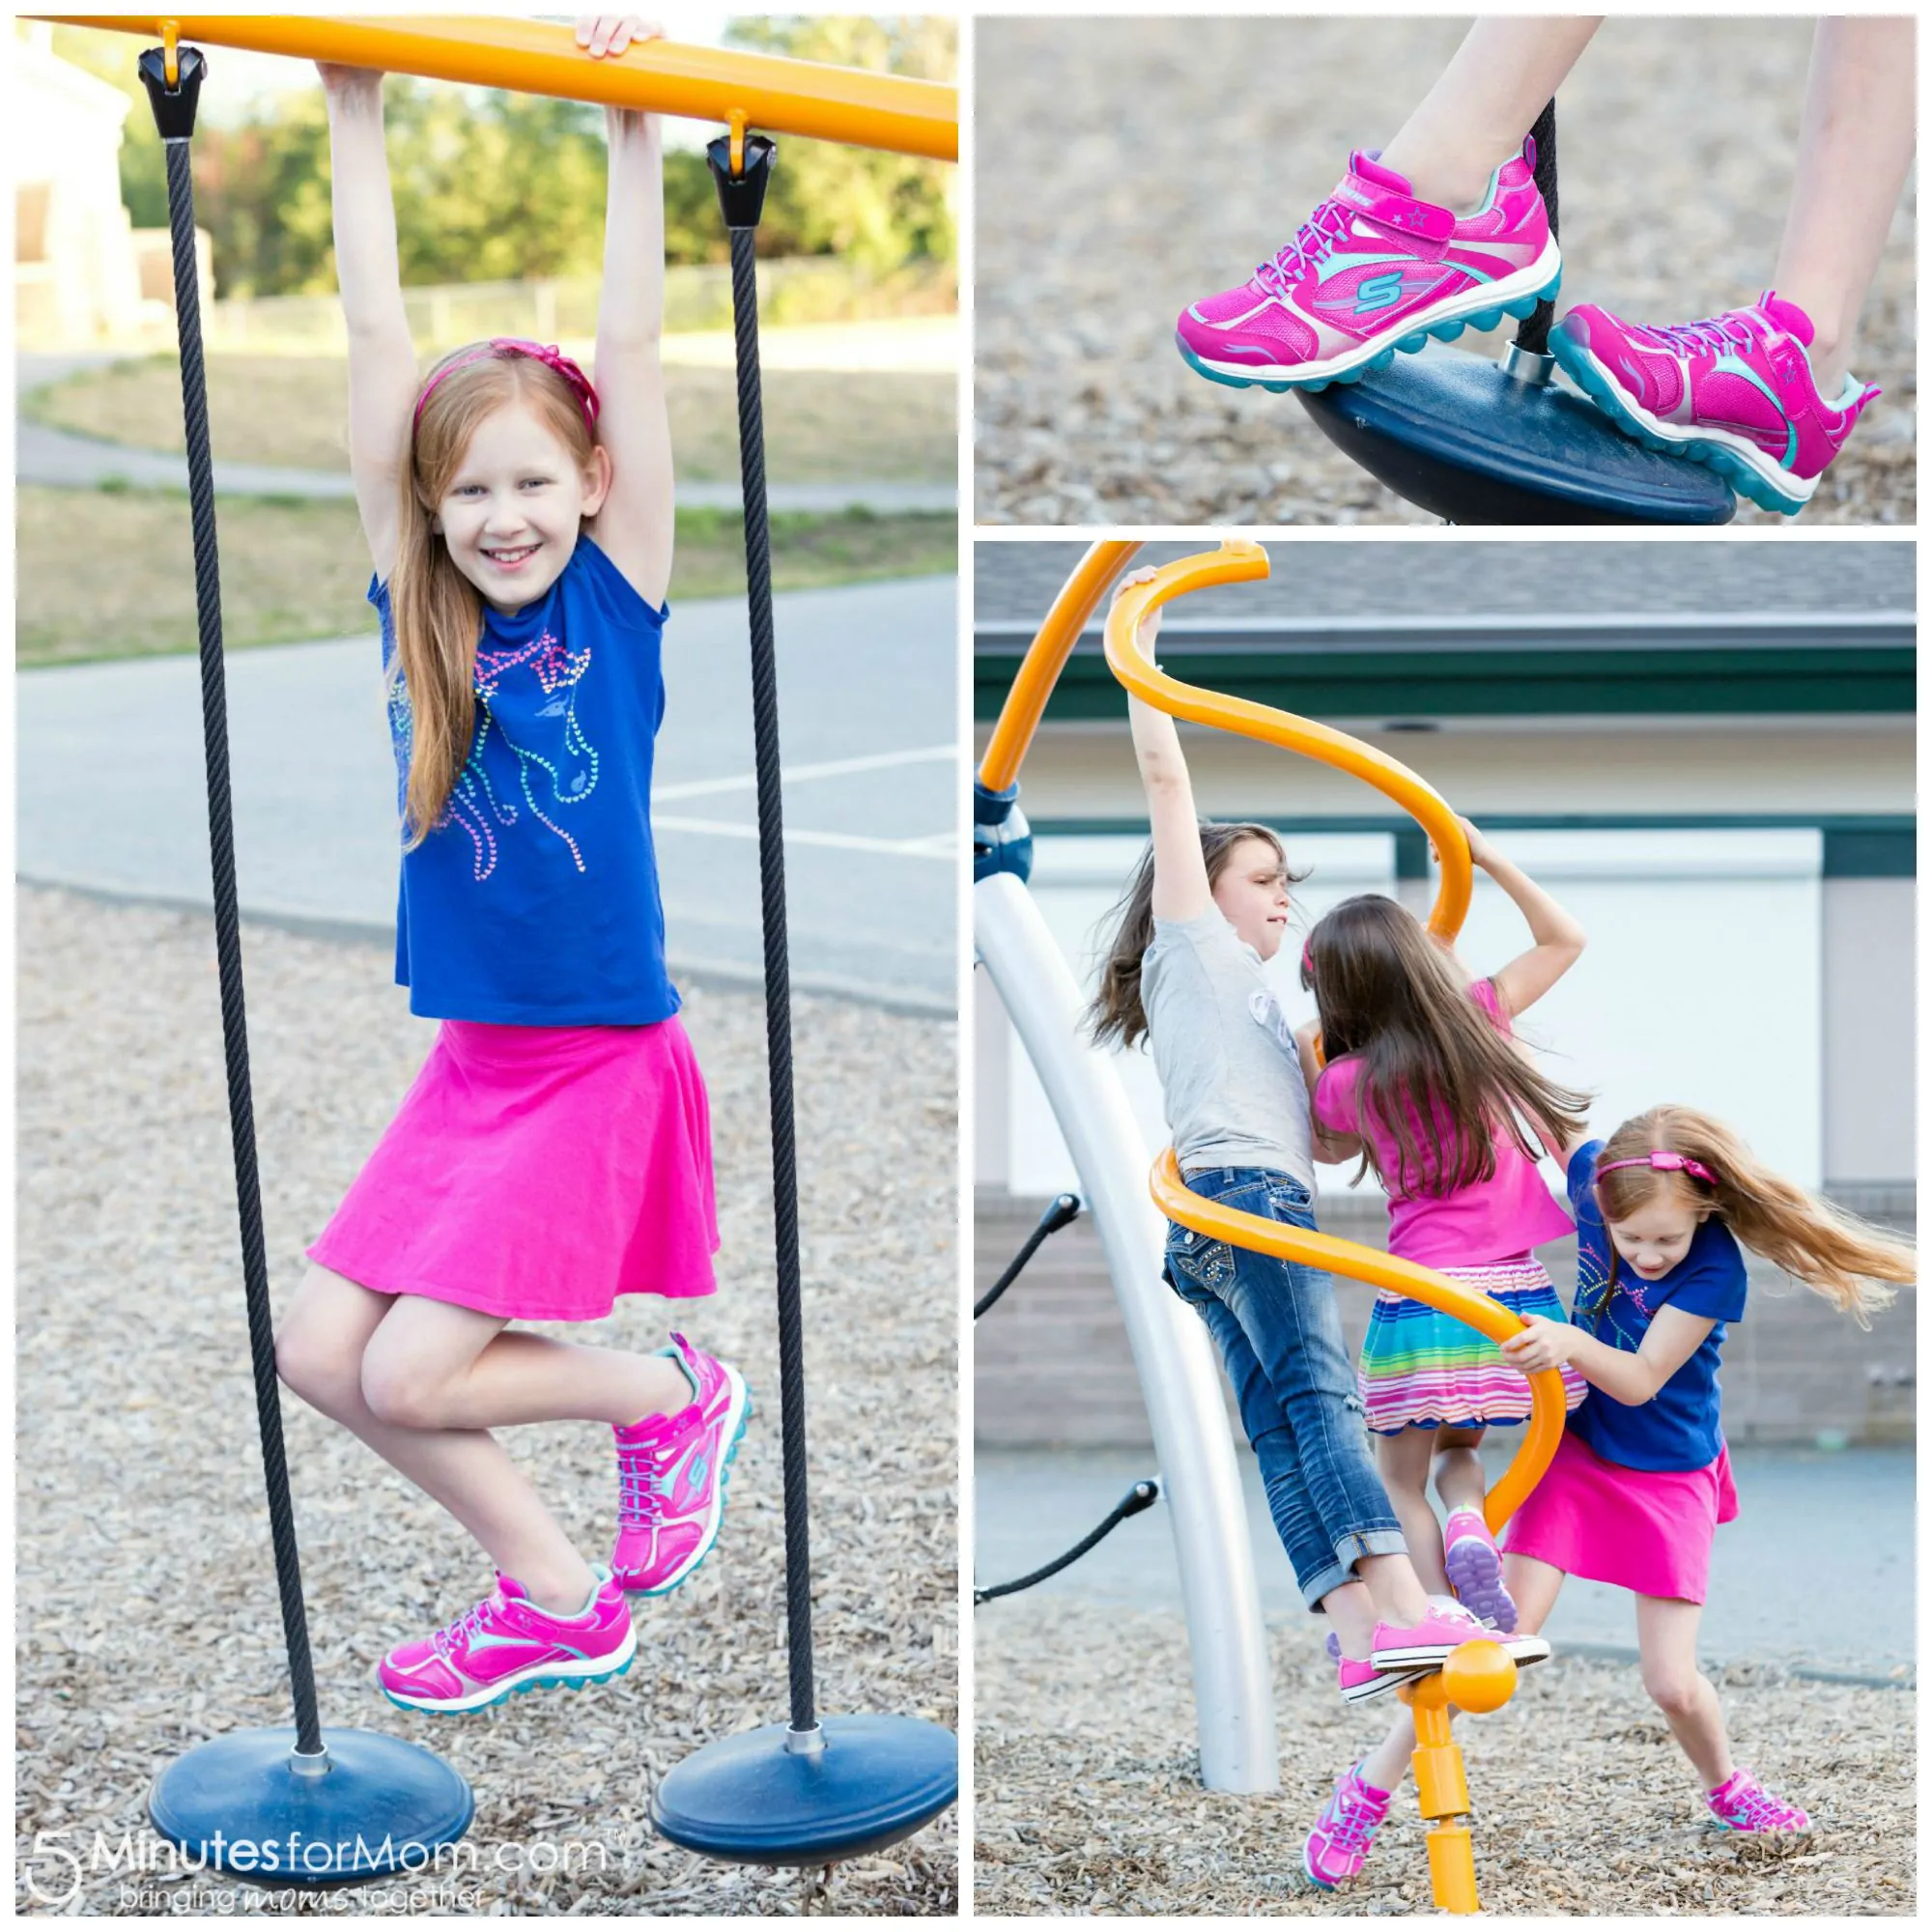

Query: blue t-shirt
1562,1139,1747,1472
376,535,679,1026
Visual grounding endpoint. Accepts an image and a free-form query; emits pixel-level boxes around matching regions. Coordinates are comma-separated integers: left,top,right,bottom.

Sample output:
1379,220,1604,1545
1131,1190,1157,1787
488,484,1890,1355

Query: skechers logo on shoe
1353,270,1405,316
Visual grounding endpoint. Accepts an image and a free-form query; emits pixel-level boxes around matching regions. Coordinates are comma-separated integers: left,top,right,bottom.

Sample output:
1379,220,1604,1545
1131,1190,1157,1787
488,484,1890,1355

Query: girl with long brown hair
1297,838,1591,1887
1091,569,1544,1785
273,17,751,1717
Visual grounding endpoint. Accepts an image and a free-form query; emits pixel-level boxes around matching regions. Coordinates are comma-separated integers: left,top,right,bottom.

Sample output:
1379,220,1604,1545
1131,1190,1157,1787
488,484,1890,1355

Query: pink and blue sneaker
376,1571,636,1715
1549,291,1879,516
611,1332,752,1596
1706,1767,1811,1833
1176,142,1561,394
1443,1508,1518,1633
1303,1762,1394,1888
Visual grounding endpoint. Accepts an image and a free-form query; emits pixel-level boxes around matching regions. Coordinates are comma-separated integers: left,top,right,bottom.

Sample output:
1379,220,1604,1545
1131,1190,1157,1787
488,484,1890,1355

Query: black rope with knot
723,195,818,1738
158,107,324,1758
1516,99,1559,357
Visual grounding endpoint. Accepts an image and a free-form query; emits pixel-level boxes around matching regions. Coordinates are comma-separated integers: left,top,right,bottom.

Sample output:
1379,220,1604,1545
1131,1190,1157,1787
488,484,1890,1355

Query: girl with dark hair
1296,835,1589,1884
1089,570,1545,1783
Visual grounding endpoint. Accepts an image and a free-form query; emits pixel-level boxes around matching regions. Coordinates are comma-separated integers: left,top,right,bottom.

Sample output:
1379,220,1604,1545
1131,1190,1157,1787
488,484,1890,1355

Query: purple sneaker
1177,142,1560,393
1443,1508,1519,1633
1706,1768,1811,1833
376,1572,635,1715
611,1333,752,1596
1550,291,1879,515
1303,1762,1393,1888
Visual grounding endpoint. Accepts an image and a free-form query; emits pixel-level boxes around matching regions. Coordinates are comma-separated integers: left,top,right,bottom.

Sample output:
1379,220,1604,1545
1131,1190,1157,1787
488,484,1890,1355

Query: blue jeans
1164,1167,1407,1610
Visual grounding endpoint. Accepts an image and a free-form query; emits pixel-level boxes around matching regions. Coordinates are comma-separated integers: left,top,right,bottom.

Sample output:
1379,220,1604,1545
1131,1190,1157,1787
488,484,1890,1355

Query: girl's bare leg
1378,17,1605,213
1432,1426,1488,1518
277,1266,602,1613
1634,1594,1733,1789
1771,17,1916,395
1377,1427,1451,1595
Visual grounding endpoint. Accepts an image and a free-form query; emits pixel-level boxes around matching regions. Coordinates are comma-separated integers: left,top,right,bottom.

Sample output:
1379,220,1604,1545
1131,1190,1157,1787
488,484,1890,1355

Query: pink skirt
1502,1427,1738,1603
307,1016,719,1322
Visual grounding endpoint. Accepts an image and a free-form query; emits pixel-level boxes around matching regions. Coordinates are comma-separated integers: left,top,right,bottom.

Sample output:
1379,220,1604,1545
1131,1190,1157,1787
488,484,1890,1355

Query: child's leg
1771,17,1916,395
277,1267,599,1613
1432,1426,1487,1517
1378,16,1605,211
1634,1593,1733,1789
1376,1426,1449,1596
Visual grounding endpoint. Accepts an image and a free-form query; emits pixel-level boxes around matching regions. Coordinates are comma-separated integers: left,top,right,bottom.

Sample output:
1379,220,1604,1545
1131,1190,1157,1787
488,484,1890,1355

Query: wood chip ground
16,887,957,1916
974,1599,1914,1916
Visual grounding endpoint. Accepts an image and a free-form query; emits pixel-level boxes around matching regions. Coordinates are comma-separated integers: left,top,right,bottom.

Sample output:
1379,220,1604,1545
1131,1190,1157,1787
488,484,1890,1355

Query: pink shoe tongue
1350,150,1414,195
1757,291,1815,345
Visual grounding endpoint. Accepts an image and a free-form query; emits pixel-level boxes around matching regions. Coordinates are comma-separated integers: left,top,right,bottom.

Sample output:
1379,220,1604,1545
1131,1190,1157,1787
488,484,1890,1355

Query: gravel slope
974,16,1916,526
15,887,957,1916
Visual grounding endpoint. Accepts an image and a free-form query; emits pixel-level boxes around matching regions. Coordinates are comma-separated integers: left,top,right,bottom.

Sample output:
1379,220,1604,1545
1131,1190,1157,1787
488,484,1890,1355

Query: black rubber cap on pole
650,132,956,1870
136,38,470,1887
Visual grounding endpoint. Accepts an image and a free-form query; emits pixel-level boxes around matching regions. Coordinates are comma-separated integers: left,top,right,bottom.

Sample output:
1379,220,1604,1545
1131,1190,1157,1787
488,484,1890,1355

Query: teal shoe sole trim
617,1383,755,1600
1176,270,1561,396
1548,334,1799,516
379,1647,636,1717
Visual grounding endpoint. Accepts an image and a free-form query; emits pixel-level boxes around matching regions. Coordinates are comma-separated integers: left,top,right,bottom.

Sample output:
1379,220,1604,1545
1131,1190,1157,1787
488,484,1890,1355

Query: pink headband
413,339,600,430
1598,1151,1718,1186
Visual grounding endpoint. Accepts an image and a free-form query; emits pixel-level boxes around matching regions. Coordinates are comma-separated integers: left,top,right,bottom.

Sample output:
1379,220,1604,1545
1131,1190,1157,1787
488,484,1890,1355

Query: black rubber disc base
1298,343,1736,525
148,1727,473,1889
652,1715,957,1866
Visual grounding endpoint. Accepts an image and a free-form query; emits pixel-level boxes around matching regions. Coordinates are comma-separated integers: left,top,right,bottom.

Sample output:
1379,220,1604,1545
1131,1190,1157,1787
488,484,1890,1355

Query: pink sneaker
1443,1508,1518,1633
1335,1648,1427,1705
376,1572,635,1715
1303,1762,1394,1888
1706,1768,1811,1833
1328,1618,1550,1674
1549,291,1879,516
611,1332,752,1596
1177,143,1560,393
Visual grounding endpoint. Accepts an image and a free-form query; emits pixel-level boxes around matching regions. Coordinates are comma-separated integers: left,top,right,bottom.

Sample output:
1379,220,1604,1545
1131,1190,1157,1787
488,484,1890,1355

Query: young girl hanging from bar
273,15,753,1716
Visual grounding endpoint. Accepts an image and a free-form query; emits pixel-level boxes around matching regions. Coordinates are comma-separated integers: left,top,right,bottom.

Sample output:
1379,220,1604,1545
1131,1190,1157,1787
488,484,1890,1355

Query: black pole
705,130,818,1744
1515,99,1559,356
139,42,324,1764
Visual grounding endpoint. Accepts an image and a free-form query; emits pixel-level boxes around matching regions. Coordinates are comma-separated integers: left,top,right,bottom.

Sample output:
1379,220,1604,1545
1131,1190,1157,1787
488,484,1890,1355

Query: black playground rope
973,1193,1080,1320
145,45,325,1763
974,1480,1162,1604
1518,99,1559,357
709,133,818,1741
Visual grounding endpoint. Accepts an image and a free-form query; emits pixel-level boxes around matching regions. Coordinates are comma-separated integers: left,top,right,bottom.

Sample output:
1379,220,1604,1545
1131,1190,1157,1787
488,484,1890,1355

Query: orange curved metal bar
976,539,1142,795
1103,544,1472,942
1153,1151,1563,1534
45,15,958,161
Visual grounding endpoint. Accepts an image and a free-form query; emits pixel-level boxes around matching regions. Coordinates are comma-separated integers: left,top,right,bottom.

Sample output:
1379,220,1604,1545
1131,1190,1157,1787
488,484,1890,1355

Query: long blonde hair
1595,1105,1914,1328
391,346,599,848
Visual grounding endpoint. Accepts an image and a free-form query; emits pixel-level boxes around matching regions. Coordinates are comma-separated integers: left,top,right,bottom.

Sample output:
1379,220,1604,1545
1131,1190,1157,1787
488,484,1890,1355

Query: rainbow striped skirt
1357,1255,1589,1435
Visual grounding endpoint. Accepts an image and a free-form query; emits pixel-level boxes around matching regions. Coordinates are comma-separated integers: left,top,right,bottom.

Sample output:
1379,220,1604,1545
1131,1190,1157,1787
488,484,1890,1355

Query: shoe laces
1256,198,1350,297
1321,1778,1381,1854
431,1594,497,1661
1716,1771,1803,1828
617,1451,667,1529
1638,309,1767,357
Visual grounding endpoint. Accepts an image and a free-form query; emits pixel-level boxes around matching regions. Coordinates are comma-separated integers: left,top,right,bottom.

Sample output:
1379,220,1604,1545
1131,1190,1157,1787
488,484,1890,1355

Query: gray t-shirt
1139,908,1317,1187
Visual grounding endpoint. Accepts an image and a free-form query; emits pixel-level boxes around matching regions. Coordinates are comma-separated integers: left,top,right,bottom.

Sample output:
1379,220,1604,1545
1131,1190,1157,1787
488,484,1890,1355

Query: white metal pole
975,869,1279,1793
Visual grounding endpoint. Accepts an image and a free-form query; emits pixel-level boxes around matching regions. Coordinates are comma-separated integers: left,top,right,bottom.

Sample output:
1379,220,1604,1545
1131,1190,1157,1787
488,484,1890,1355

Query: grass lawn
24,354,955,484
15,489,955,668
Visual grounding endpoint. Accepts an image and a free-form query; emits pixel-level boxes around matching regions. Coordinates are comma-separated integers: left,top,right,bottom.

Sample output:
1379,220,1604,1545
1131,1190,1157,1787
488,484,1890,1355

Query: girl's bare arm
319,65,416,583
1459,819,1586,1016
584,20,674,610
1118,571,1211,923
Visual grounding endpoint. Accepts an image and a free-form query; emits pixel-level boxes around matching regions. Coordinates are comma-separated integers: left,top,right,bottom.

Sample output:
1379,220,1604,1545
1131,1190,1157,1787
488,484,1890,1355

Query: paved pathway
17,576,958,1009
975,1442,1914,1679
18,355,955,514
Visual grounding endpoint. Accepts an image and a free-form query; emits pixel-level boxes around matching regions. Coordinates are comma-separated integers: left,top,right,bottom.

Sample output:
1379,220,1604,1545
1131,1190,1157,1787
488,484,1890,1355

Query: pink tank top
1312,979,1573,1268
